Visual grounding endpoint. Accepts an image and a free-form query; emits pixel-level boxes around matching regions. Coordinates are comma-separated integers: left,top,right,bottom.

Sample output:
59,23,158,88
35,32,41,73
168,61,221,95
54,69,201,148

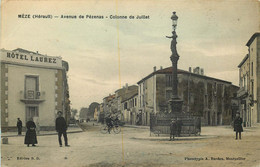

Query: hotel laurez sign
0,50,62,68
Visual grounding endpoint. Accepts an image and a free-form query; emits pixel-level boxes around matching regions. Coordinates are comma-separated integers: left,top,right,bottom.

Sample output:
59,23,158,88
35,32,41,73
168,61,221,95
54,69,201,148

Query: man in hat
56,111,70,147
169,118,177,141
17,118,23,135
234,112,243,140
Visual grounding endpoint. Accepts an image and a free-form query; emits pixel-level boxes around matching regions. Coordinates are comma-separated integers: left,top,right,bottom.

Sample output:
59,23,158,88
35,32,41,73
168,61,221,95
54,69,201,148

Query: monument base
168,98,183,113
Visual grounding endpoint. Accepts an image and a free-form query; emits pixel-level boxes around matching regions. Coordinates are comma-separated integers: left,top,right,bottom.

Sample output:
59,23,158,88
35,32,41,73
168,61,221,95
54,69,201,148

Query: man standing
56,111,70,147
169,118,177,141
17,118,22,135
176,117,183,137
234,112,243,140
195,117,201,135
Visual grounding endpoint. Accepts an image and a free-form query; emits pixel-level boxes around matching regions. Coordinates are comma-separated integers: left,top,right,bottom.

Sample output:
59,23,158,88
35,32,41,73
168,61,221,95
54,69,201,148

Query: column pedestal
169,98,183,113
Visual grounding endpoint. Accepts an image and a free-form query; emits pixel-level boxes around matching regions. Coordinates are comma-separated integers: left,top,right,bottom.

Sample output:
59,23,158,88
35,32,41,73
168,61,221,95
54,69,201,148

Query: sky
0,0,259,110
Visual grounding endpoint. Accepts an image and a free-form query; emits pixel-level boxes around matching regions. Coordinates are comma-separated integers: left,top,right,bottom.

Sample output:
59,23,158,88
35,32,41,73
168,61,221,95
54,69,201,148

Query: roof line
246,32,260,47
121,92,138,103
238,54,249,68
137,67,233,85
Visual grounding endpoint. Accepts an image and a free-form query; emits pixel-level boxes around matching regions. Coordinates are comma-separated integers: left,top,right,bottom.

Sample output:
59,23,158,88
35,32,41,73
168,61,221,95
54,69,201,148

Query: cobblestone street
1,124,260,167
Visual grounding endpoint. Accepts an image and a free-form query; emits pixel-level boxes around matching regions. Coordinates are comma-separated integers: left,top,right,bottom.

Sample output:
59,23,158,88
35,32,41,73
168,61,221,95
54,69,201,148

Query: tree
70,108,78,119
79,107,88,119
88,102,99,119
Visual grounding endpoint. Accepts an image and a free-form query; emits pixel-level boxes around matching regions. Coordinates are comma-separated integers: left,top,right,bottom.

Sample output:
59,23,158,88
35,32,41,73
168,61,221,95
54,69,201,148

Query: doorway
217,112,222,125
26,106,39,122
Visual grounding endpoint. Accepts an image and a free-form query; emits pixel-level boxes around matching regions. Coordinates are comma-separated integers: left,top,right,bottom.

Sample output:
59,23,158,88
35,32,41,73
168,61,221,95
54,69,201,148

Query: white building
0,48,70,131
237,32,260,126
121,90,138,125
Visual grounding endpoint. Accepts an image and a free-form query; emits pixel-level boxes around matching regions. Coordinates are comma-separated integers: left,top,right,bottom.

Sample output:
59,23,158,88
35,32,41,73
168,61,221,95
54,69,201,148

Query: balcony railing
20,90,45,104
237,87,248,98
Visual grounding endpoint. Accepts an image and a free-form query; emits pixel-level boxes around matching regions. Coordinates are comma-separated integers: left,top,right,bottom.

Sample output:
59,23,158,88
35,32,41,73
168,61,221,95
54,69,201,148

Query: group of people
169,118,183,141
17,111,244,144
16,111,70,147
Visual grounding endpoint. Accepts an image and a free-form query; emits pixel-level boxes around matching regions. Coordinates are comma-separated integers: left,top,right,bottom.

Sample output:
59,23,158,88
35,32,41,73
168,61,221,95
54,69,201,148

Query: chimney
153,66,156,72
201,68,204,75
189,67,192,72
160,66,163,70
193,67,200,74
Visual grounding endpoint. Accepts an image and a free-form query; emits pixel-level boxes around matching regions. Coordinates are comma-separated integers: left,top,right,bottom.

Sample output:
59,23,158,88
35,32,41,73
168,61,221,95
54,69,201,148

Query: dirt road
1,124,260,167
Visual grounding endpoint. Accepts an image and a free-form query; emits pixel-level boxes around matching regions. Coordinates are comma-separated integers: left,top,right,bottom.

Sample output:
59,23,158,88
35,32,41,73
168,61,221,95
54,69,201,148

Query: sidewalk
131,135,216,141
78,122,150,130
131,124,260,141
1,126,83,138
123,124,149,129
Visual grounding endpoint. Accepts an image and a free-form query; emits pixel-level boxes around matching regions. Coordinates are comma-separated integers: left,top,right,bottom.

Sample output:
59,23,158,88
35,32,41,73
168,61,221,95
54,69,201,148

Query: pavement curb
1,130,83,138
131,135,217,141
122,125,149,129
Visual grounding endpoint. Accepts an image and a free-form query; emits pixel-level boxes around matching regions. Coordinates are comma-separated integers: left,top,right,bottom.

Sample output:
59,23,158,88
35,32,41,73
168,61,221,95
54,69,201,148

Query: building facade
137,66,239,126
96,103,104,123
0,48,70,131
79,107,88,121
103,84,138,124
237,32,260,127
103,94,116,116
121,91,138,125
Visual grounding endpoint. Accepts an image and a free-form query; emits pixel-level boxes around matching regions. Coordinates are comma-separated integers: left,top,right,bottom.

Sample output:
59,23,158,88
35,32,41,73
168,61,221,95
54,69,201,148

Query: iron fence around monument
150,112,201,136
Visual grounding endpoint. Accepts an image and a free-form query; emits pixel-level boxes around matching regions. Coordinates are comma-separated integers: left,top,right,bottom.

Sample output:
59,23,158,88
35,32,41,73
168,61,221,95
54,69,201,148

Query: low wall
1,126,56,132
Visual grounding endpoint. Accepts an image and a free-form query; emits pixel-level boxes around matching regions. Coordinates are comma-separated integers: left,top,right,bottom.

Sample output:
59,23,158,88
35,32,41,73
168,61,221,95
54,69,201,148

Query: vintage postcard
0,0,260,167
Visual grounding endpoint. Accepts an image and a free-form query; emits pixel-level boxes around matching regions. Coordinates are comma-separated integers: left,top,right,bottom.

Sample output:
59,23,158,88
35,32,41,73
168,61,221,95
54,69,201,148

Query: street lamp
171,12,178,31
167,11,183,113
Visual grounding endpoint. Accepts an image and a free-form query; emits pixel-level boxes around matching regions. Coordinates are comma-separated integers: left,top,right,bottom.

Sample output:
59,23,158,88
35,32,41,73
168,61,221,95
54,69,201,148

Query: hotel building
0,48,70,131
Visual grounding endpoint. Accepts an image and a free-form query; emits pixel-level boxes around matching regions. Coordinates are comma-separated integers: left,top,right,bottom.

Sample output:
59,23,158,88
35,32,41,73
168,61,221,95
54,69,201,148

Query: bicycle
100,123,121,134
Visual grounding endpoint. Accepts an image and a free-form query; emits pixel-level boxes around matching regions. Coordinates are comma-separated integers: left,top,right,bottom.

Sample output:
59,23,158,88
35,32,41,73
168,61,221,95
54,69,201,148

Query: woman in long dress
24,118,38,147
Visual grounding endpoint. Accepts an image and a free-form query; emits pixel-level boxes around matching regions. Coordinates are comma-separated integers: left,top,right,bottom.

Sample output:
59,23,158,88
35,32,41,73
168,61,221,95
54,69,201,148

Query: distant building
97,103,104,123
115,84,138,123
103,84,138,124
137,66,239,126
103,94,116,116
79,107,88,121
121,89,138,124
0,48,70,131
237,32,260,127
